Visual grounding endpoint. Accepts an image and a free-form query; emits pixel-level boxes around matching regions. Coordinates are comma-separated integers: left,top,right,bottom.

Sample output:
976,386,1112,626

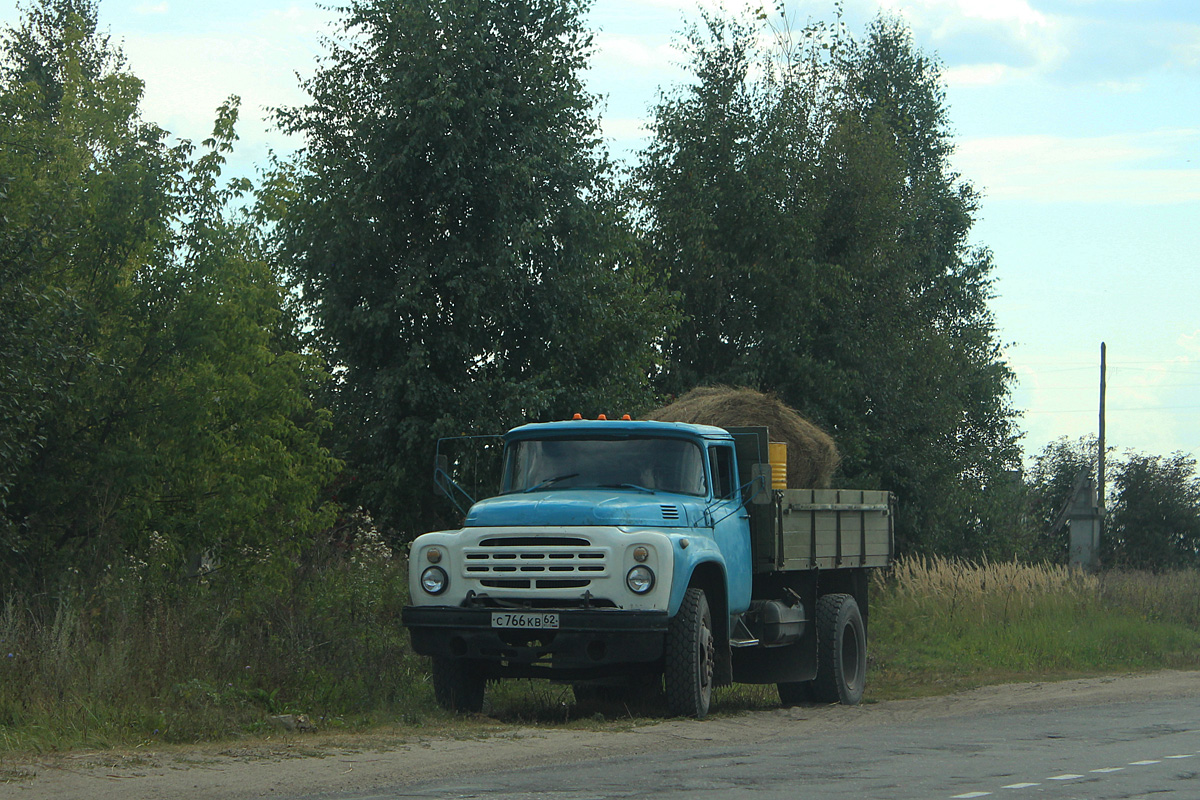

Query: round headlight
421,566,448,595
626,565,655,594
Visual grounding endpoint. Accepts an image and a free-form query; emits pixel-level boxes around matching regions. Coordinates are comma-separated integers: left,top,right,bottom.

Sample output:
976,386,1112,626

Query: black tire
811,593,866,705
432,656,485,713
665,587,715,719
777,679,813,707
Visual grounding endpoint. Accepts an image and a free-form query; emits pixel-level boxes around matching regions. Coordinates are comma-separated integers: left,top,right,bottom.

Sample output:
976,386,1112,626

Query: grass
868,557,1200,698
0,540,434,753
2,556,1200,754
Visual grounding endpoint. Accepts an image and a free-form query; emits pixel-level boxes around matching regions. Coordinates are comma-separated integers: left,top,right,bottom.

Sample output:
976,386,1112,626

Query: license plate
491,612,560,630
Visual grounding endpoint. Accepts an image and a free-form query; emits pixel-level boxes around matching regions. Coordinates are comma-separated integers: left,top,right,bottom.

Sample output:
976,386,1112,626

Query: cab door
709,443,753,614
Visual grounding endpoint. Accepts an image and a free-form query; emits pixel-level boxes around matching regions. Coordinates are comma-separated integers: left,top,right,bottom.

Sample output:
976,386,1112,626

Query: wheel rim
840,622,861,688
700,615,714,690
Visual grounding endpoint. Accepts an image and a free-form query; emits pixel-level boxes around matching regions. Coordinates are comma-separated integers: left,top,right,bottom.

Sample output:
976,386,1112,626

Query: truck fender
667,536,726,616
671,550,732,688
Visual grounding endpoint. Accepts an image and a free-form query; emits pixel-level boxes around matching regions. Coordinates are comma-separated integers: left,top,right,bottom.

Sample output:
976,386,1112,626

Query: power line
1022,382,1200,389
1023,406,1200,414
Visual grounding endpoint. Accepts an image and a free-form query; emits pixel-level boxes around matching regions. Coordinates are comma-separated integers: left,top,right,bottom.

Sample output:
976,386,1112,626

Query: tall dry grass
870,557,1200,698
881,556,1099,627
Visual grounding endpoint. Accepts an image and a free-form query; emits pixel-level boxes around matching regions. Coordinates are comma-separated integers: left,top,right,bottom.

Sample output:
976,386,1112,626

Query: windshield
503,437,708,496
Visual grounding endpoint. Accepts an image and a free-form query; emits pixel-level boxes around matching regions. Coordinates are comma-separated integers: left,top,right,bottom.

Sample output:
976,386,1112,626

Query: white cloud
1097,79,1144,93
612,0,761,14
953,129,1200,204
118,6,336,157
593,31,680,73
943,62,1024,87
880,0,1048,28
600,117,651,144
1009,344,1200,462
873,0,1067,86
135,2,169,14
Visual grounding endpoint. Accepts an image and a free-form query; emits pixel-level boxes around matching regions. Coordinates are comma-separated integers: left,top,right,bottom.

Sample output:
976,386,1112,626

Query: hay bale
645,386,839,489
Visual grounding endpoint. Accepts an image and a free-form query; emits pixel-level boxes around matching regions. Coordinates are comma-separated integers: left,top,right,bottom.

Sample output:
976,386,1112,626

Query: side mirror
434,454,451,498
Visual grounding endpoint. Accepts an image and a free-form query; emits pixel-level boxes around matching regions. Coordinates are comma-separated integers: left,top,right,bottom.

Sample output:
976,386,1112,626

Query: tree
634,9,1022,558
1106,453,1200,570
825,16,1023,557
1026,436,1101,562
0,0,339,594
272,0,673,538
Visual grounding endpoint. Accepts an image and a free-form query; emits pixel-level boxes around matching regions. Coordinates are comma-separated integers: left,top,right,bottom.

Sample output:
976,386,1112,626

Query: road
360,689,1200,800
9,672,1200,800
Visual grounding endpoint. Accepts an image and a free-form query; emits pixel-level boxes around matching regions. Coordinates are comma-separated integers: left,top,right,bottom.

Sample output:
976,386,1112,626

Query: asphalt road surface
355,692,1200,800
12,673,1200,800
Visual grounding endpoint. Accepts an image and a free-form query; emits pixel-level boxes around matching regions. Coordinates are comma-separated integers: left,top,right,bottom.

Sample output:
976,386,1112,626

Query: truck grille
463,536,610,589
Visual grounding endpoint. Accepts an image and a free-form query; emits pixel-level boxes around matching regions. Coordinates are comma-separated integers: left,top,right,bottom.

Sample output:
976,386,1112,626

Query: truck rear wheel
811,593,866,705
665,587,715,719
432,656,485,713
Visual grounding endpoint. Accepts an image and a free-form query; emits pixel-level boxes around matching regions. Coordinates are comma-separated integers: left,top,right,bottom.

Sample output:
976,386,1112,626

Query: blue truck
402,417,893,718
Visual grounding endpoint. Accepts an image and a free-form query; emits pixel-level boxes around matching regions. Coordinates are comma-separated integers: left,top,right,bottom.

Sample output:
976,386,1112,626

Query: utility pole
1098,342,1106,528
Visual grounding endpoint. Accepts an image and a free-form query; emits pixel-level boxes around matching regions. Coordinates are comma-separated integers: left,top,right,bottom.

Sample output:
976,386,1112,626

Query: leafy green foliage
1025,435,1100,561
272,0,674,538
1025,440,1200,570
633,10,1023,558
0,530,420,749
1105,453,1200,570
0,0,339,594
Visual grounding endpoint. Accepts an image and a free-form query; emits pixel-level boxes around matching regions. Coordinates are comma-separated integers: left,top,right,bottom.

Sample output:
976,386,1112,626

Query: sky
3,0,1198,465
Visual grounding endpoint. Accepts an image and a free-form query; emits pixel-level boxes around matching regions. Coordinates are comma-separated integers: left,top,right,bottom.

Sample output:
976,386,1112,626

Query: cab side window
709,445,736,501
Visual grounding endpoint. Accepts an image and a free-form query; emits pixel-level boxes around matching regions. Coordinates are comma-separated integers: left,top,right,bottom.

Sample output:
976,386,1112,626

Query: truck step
729,617,760,648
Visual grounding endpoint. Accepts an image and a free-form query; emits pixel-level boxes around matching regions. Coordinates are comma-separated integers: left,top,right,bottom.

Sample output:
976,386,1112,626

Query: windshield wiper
522,473,580,493
601,483,656,495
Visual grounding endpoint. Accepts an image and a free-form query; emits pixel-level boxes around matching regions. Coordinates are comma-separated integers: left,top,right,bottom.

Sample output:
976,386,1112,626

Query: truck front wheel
665,587,715,719
812,593,866,705
431,656,485,713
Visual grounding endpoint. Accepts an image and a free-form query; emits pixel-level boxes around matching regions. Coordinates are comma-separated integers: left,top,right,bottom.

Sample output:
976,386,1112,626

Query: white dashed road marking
948,749,1200,797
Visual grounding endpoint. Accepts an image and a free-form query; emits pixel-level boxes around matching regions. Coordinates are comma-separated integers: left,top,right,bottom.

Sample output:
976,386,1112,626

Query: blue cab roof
505,418,733,442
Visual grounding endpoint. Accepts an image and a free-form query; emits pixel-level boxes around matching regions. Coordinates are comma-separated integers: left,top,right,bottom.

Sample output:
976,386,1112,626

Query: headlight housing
626,565,655,594
421,566,448,595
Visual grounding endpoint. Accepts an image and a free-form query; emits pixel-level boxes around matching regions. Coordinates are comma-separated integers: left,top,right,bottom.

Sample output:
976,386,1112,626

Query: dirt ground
5,670,1200,800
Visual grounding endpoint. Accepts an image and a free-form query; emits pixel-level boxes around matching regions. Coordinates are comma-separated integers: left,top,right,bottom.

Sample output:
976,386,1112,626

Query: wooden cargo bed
750,489,893,572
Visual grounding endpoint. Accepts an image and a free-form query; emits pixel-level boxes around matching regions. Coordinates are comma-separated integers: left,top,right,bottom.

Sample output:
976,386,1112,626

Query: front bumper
402,605,669,676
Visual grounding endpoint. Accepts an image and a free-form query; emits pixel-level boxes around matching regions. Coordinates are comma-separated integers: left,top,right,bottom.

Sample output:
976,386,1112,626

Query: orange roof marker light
572,413,583,419
598,414,608,420
621,414,632,420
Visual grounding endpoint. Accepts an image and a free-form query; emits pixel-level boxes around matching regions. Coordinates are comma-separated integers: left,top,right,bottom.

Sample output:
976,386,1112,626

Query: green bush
0,525,427,751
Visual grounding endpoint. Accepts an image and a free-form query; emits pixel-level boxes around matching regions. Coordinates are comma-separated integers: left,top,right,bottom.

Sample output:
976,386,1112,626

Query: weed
3,556,1199,752
870,557,1200,698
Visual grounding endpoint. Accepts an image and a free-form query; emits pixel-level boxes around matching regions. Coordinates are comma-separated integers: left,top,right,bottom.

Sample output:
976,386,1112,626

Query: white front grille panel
462,538,611,583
